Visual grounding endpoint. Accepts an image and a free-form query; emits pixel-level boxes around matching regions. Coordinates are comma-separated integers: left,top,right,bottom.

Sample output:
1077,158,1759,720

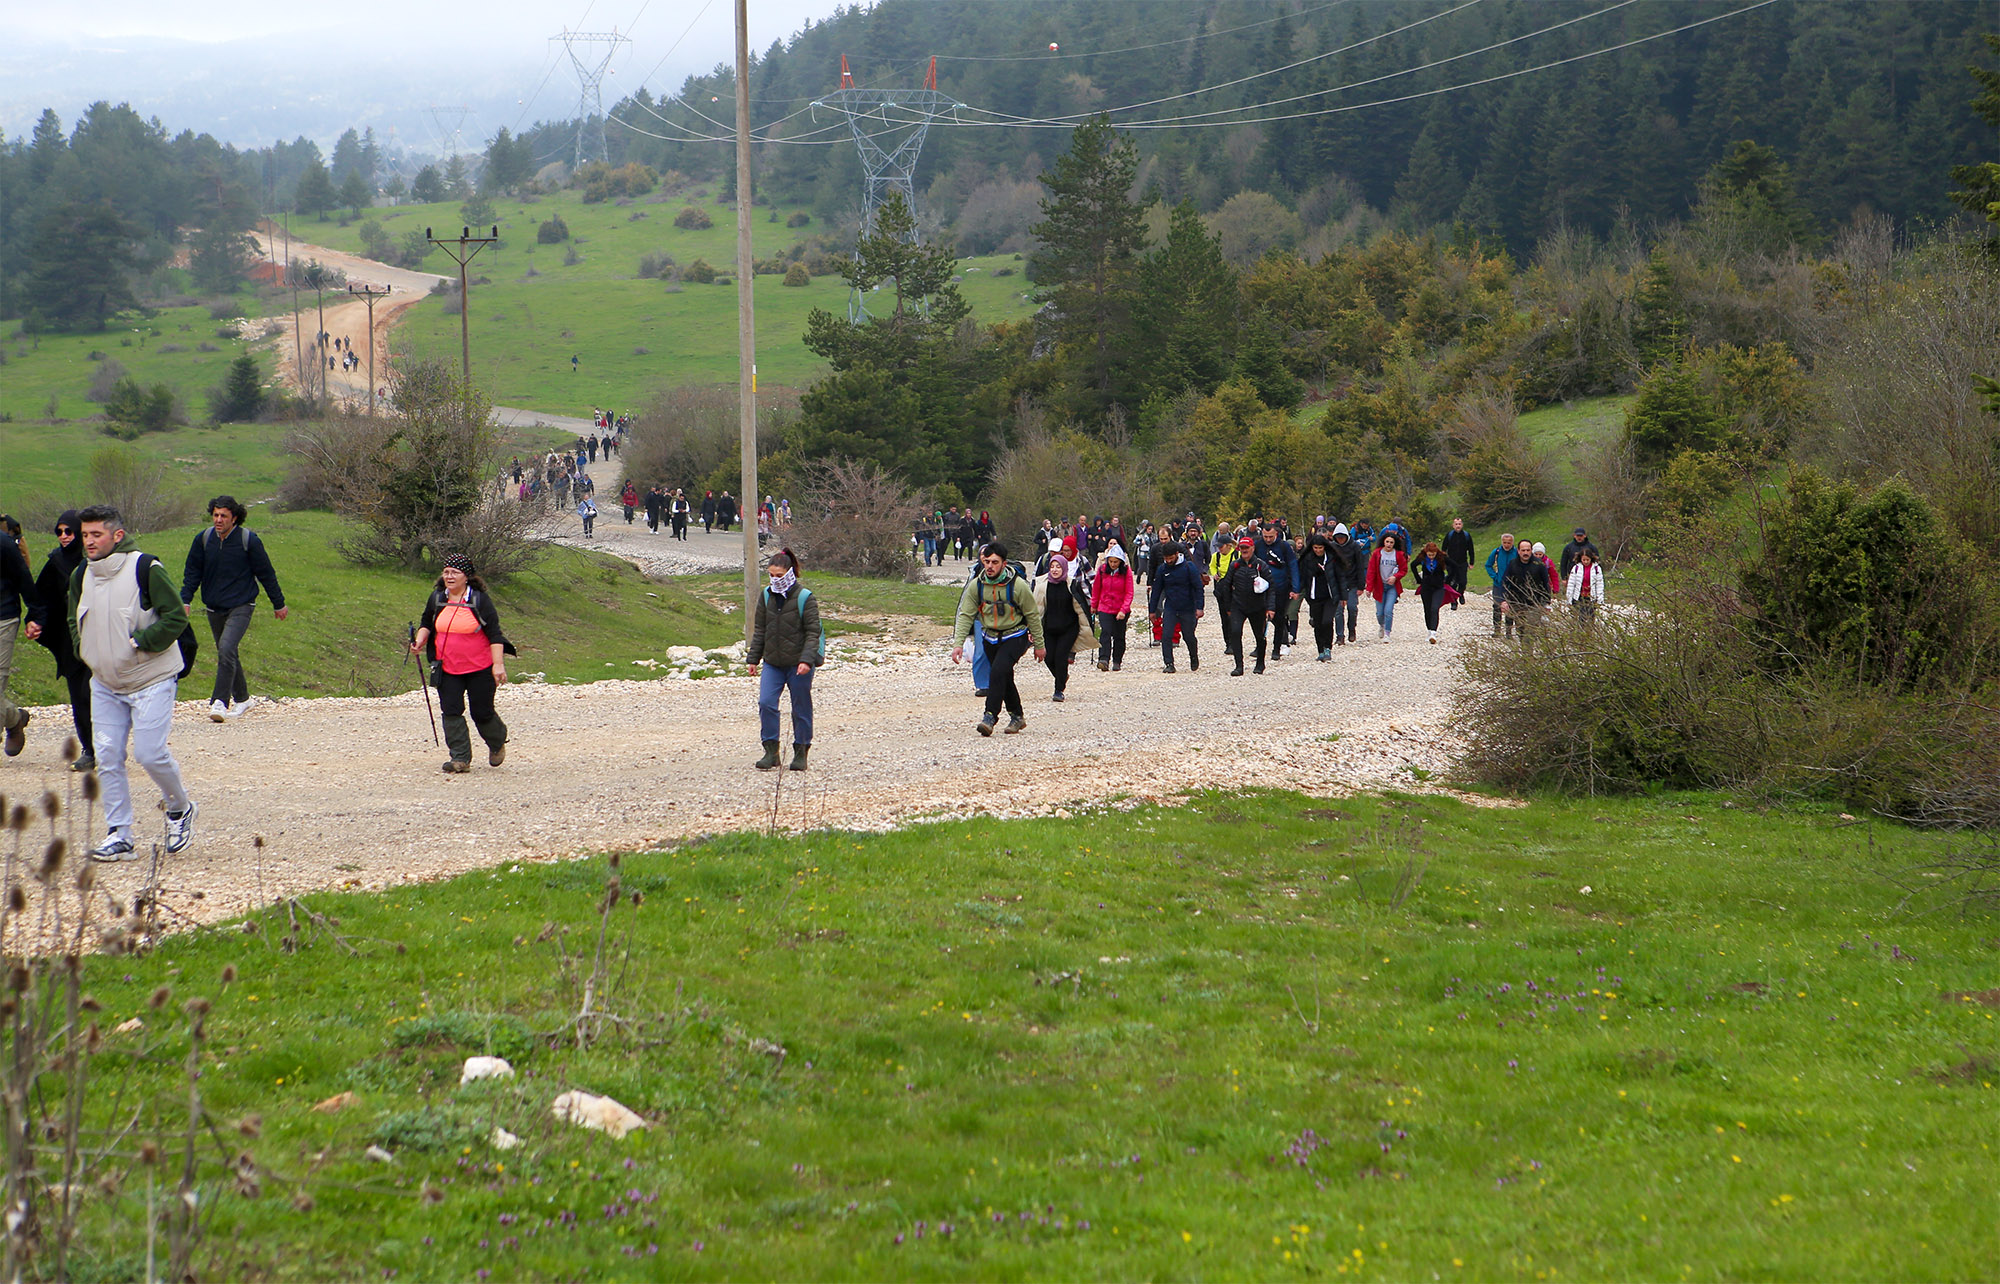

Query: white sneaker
222,697,253,719
208,700,229,722
88,834,139,863
164,800,197,855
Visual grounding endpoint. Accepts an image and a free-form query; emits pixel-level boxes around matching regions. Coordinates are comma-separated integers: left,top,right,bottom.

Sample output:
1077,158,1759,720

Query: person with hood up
1299,530,1341,660
1327,523,1364,647
1147,542,1205,673
1091,545,1135,671
951,543,1045,735
1364,532,1409,641
1412,538,1451,644
27,511,92,770
1039,540,1083,702
412,555,516,774
1217,533,1278,675
746,548,823,771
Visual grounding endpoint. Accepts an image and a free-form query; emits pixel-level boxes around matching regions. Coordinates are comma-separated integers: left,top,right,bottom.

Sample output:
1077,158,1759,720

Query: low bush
674,206,714,231
86,444,196,533
636,251,674,279
682,257,717,284
536,215,570,245
786,210,810,228
781,457,923,580
783,262,810,287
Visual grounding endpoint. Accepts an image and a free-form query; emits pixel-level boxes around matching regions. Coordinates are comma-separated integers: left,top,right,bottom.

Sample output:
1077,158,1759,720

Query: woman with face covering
29,511,94,770
1040,539,1083,702
411,555,515,774
746,549,823,770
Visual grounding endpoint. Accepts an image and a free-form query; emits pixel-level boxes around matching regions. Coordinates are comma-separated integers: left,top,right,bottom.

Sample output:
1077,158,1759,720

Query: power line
938,0,1354,62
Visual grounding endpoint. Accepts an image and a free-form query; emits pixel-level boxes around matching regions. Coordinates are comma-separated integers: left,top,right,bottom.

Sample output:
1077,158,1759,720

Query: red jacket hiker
1364,546,1409,601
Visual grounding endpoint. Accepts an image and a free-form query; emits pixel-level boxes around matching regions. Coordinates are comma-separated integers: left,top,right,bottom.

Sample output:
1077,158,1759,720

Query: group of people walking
0,498,288,862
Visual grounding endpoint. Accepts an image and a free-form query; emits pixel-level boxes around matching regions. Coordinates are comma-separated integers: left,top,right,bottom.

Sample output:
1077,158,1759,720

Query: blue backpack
766,586,824,661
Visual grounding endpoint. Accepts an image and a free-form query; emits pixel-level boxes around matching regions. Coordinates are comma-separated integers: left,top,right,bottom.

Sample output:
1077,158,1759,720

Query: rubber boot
441,715,473,773
476,716,509,766
790,744,810,771
755,740,781,770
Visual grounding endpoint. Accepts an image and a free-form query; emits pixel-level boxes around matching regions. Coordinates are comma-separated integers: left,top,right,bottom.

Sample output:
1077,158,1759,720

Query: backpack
766,586,825,662
134,553,200,680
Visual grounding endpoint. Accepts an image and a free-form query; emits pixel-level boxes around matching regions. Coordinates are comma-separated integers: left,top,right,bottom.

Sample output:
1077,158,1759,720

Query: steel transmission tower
812,57,961,319
426,105,472,158
553,28,631,168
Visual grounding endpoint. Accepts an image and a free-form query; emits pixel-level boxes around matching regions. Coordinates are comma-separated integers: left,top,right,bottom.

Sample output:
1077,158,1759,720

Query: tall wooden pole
735,0,759,641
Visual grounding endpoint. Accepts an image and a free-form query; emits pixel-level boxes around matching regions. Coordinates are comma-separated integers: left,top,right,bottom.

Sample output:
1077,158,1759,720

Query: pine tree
1948,34,2000,240
410,165,445,204
211,352,265,423
294,160,336,220
1030,114,1151,419
1133,200,1239,406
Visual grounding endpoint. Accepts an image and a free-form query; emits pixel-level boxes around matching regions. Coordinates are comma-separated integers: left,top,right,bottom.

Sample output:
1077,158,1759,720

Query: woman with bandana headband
411,555,516,774
746,548,823,771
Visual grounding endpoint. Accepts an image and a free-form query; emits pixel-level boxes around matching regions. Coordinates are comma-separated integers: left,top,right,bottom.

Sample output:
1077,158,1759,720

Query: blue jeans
758,662,814,746
1336,587,1360,642
1376,588,1398,635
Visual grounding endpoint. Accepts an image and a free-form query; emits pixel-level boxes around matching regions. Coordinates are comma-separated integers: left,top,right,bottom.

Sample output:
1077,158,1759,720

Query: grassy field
295,189,1038,412
40,788,1998,1279
0,287,275,423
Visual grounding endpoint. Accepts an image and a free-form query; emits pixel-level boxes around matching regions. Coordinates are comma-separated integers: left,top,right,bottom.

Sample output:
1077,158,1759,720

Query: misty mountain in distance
0,26,637,156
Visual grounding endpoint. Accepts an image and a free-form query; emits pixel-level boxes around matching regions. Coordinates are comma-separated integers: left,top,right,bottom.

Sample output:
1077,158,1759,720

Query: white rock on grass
460,1056,515,1084
491,1127,522,1151
665,645,708,662
549,1090,647,1140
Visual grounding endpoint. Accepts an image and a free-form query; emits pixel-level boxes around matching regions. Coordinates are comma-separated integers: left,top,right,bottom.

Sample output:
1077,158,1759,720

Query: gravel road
3,597,1486,934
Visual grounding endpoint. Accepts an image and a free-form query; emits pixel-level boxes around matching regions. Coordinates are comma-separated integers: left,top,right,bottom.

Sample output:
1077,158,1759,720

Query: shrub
637,251,675,279
103,376,182,433
1624,361,1729,466
786,211,811,228
625,384,743,494
783,262,810,287
86,445,194,533
84,358,129,403
208,352,265,424
1446,387,1559,525
782,458,924,580
682,258,717,284
1645,448,1735,525
562,245,582,268
536,215,570,244
674,206,714,231
206,300,239,321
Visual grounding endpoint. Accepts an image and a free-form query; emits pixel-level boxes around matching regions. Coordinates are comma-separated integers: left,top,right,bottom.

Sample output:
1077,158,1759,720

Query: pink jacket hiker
1091,557,1136,615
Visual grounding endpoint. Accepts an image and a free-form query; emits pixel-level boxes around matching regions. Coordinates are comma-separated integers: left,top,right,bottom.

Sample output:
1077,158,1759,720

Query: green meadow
292,188,1039,411
38,789,1997,1280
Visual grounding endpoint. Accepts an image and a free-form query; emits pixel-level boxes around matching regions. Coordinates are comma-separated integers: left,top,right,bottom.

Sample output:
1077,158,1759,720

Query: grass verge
44,789,1999,1279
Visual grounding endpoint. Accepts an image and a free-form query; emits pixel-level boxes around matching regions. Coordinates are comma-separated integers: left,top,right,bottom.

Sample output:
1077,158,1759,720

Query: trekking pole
407,622,440,746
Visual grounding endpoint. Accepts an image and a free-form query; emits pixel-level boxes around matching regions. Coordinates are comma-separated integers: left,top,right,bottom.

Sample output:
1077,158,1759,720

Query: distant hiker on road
621,481,639,525
701,491,717,534
69,506,197,862
412,556,514,775
1484,533,1518,639
671,490,691,541
746,547,822,772
1442,517,1475,611
717,492,739,533
180,495,287,723
577,495,598,536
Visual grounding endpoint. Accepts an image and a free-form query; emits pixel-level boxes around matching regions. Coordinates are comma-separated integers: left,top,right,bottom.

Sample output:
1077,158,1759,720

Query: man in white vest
67,506,197,862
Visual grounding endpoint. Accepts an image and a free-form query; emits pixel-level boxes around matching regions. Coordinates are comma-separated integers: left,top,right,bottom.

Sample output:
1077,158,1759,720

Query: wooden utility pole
347,282,392,414
426,224,498,409
735,0,759,641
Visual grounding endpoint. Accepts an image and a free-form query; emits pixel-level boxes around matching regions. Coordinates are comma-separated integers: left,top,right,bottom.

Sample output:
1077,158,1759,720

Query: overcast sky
7,0,848,77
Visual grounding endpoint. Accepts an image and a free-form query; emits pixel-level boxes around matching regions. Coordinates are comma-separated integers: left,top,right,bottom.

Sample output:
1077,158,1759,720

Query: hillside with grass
289,188,1039,412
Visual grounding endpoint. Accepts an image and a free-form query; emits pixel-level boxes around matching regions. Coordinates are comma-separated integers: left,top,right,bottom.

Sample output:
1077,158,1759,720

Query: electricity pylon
812,56,961,320
553,28,631,168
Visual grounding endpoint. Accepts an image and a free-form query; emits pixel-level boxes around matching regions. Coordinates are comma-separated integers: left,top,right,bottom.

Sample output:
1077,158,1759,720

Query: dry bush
86,444,197,533
984,409,1163,543
782,457,923,580
1573,438,1647,566
625,385,740,492
1445,386,1559,526
1802,243,2000,552
84,357,128,402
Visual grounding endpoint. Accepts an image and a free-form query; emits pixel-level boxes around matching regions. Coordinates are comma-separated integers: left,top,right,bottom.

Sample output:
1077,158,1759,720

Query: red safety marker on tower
925,55,938,90
839,54,855,89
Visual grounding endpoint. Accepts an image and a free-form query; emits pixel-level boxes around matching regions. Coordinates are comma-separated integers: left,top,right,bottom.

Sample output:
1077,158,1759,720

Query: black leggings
1044,623,1078,693
1421,588,1444,632
1309,597,1335,652
1096,612,1127,666
64,667,93,756
981,631,1030,719
435,665,498,723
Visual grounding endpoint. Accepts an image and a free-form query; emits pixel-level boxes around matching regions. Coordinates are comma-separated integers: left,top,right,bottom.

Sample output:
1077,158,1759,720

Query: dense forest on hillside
579,0,1996,251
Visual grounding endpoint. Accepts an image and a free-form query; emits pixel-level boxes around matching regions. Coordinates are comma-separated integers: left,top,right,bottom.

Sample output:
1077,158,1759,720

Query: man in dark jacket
1147,543,1205,674
1503,541,1556,645
644,486,664,533
179,495,286,723
0,517,47,756
28,512,91,769
1327,523,1364,646
1218,534,1278,675
1442,517,1476,611
701,491,718,533
1256,522,1300,659
1558,528,1600,580
717,492,739,532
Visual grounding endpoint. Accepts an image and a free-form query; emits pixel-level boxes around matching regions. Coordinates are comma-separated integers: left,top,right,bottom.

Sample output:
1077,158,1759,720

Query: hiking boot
973,688,989,697
1111,661,1121,672
755,741,781,770
71,754,96,773
163,801,197,856
790,745,810,771
489,743,507,766
1003,716,1027,734
88,834,138,863
1162,661,1176,674
1052,691,1066,702
977,714,997,736
3,712,26,757
1230,663,1244,677
441,759,472,774
1097,660,1109,672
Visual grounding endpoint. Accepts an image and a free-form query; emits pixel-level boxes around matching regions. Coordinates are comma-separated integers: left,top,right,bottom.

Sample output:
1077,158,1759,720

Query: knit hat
1531,542,1547,554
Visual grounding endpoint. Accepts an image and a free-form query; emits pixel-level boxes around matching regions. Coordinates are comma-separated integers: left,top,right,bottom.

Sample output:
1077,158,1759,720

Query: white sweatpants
91,676,191,838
